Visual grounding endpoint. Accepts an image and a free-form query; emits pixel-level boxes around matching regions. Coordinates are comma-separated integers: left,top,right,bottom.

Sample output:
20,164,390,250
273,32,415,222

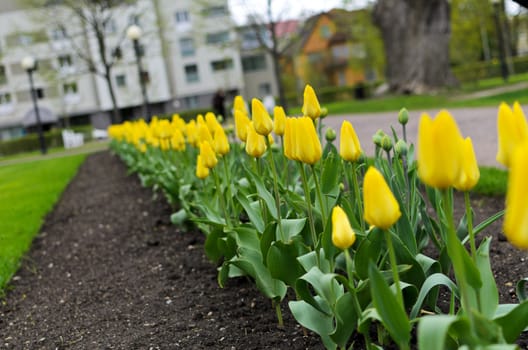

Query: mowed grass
0,155,85,290
474,166,508,196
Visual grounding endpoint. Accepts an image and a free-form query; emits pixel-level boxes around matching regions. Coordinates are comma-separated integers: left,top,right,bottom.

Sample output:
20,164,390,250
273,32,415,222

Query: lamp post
21,56,47,155
492,0,508,82
127,25,151,121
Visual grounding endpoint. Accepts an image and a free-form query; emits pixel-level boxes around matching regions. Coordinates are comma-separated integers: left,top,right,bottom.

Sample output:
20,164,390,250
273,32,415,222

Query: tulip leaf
253,175,279,220
235,193,265,233
410,273,459,319
355,227,384,280
288,300,336,349
260,223,276,262
267,240,308,287
299,266,343,306
280,218,307,241
476,237,498,318
368,262,411,348
516,278,528,302
494,299,528,343
329,292,358,348
204,228,225,262
232,226,261,251
321,151,342,194
472,210,505,237
417,315,462,350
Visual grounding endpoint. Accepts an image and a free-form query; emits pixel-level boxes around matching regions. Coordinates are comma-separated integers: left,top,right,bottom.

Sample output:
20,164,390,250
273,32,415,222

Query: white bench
62,129,84,149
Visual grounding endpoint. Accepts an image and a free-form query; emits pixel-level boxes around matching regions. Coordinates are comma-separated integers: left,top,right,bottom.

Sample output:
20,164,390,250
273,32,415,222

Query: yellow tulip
339,120,362,162
503,140,528,249
186,120,199,147
302,84,321,120
198,122,214,145
496,102,528,168
245,123,267,158
199,141,218,169
251,98,273,136
234,95,248,114
331,206,356,250
296,117,322,165
213,125,230,156
283,117,296,160
454,137,480,191
417,110,464,189
234,109,251,142
171,128,186,151
196,155,210,179
273,106,286,136
363,166,401,229
205,112,221,136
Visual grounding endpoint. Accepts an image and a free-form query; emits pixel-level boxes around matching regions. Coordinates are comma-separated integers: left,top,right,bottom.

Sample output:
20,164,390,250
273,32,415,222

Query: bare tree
23,0,138,124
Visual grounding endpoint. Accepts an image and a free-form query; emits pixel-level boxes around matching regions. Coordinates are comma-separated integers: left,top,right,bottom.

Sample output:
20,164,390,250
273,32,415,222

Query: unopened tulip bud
381,135,393,152
398,108,409,125
394,139,408,156
320,107,329,118
325,127,337,142
339,182,345,191
372,129,385,147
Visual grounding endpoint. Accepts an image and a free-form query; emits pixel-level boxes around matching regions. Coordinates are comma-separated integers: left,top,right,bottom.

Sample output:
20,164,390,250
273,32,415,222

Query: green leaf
494,299,528,343
418,315,462,350
253,173,279,220
170,209,188,225
267,240,308,287
299,266,343,306
354,228,384,280
516,278,528,302
368,262,411,348
330,292,358,348
289,300,336,349
472,210,505,237
475,238,498,318
235,193,265,233
204,228,225,262
411,273,459,319
280,218,307,241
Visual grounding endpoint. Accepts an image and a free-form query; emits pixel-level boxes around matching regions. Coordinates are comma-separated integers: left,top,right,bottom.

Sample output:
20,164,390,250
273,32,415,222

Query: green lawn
474,166,508,196
0,155,85,291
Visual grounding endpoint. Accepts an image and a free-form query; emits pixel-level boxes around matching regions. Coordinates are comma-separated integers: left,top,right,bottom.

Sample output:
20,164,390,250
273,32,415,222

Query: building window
58,55,73,67
332,45,349,59
211,59,233,71
19,34,33,46
259,83,271,96
175,10,190,23
51,27,67,41
202,5,228,17
116,74,126,87
307,52,323,63
320,25,331,39
0,92,11,105
242,54,266,72
179,38,195,57
0,66,6,85
137,44,145,57
63,82,78,94
184,64,199,83
129,14,140,26
184,95,199,109
206,31,229,45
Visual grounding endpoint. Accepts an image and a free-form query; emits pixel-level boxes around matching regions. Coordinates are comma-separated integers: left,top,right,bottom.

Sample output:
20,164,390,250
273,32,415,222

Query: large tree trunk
373,0,457,93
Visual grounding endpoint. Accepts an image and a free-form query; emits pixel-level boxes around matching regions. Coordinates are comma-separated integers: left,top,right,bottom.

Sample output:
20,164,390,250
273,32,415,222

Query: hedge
452,56,528,83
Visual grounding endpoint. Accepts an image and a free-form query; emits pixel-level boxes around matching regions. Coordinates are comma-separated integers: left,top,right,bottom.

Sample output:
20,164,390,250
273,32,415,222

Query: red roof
273,19,299,38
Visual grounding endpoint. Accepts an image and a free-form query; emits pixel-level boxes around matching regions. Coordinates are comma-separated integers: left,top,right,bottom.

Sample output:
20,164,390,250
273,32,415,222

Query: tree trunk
105,67,121,125
373,0,457,93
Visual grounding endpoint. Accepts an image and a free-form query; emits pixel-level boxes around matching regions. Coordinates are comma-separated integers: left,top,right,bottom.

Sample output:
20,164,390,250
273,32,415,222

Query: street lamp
492,0,508,82
21,56,47,155
126,24,151,121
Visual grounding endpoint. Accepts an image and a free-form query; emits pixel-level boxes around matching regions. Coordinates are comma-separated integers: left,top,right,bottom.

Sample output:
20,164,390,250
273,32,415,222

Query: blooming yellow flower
417,110,464,189
331,206,356,250
273,106,286,136
245,123,267,158
454,137,480,191
234,109,251,142
302,84,321,120
233,95,248,115
213,125,230,156
283,117,297,161
196,155,210,179
205,112,221,136
339,120,362,162
363,166,401,229
496,102,528,168
171,128,186,151
199,141,218,169
296,117,322,164
186,120,199,147
503,140,528,249
251,98,273,136
198,122,214,145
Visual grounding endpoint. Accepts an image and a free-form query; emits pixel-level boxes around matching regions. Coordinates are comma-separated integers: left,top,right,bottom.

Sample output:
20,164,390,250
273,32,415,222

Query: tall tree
373,0,457,93
24,0,138,124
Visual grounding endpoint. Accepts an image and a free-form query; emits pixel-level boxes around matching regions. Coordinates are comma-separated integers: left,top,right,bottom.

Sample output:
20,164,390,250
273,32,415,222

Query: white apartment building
0,0,279,141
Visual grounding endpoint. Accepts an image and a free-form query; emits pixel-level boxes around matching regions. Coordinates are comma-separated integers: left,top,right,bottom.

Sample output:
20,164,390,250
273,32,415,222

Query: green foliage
474,166,508,196
0,155,85,290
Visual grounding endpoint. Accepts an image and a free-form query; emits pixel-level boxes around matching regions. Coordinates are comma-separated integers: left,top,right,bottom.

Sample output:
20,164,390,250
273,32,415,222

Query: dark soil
0,151,526,349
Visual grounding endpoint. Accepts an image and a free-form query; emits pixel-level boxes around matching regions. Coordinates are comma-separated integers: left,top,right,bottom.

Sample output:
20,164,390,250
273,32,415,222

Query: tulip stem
464,191,476,260
350,161,365,233
299,162,318,248
266,138,285,241
213,168,230,229
273,299,284,328
311,164,327,230
384,229,404,307
223,157,233,215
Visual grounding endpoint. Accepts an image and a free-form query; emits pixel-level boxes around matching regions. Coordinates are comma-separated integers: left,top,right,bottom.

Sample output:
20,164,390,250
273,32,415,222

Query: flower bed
109,86,528,349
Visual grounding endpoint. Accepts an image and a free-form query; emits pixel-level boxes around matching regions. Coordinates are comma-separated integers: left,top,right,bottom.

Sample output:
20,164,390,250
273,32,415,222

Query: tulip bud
394,139,408,157
398,108,409,125
302,84,321,120
340,121,362,162
339,182,345,191
372,129,385,147
320,107,329,118
213,125,230,156
325,127,337,142
381,135,393,152
245,123,267,158
233,95,248,114
363,166,401,229
273,106,286,136
504,140,528,249
296,117,322,164
196,155,210,179
496,102,528,168
251,98,273,136
331,206,356,250
199,141,218,169
234,109,251,142
454,137,480,191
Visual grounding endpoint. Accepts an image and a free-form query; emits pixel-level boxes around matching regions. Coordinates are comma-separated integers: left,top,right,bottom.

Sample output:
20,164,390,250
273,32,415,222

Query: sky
228,0,523,25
